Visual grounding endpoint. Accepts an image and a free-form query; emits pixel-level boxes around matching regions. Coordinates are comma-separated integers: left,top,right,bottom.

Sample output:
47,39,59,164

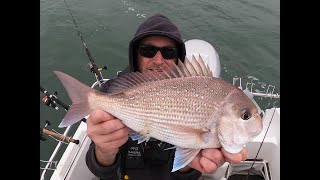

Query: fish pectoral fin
129,129,150,144
172,147,201,172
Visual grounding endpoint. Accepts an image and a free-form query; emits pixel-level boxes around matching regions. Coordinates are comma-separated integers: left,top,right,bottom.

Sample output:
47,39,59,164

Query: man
85,13,248,180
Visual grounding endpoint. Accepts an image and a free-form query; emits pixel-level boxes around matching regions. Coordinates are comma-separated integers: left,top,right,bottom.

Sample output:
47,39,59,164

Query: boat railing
233,77,280,99
40,160,58,171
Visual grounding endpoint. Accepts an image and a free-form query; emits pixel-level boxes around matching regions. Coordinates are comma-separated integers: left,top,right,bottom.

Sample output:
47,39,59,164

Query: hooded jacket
128,13,186,72
86,14,201,180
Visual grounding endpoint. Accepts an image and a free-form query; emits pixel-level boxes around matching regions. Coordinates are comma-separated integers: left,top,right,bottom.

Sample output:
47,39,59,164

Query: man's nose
153,51,164,64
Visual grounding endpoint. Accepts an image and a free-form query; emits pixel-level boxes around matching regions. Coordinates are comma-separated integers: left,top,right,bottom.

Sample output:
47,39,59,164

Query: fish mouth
222,144,243,154
251,128,263,138
218,134,244,153
251,121,264,138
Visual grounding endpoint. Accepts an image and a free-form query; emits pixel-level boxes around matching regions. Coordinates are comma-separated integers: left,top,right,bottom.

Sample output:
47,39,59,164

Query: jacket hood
128,14,186,72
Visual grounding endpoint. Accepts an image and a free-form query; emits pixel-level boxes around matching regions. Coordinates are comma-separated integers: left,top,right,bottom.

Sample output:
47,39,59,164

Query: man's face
136,36,178,73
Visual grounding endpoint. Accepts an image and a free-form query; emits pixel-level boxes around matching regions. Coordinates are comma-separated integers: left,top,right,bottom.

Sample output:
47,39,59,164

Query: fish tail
53,71,97,127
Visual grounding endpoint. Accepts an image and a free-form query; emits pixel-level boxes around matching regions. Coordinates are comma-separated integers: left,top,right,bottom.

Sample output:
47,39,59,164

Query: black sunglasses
138,45,178,60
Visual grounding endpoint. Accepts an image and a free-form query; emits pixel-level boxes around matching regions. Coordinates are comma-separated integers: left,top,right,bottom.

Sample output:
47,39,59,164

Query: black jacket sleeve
85,141,123,180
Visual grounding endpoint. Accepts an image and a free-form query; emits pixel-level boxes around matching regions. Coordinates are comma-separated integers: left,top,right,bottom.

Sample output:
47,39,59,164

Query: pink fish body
54,56,263,172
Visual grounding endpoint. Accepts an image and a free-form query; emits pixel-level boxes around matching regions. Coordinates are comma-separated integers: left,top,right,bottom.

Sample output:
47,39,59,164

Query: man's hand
86,109,129,166
184,147,248,174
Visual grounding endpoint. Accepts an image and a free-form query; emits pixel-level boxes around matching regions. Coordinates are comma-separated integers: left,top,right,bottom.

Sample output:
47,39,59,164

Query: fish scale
54,55,263,172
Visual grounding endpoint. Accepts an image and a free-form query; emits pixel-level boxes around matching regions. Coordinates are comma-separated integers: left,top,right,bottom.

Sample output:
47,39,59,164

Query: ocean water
40,0,280,179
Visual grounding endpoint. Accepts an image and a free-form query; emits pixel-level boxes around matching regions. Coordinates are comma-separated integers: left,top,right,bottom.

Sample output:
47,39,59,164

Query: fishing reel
42,91,59,110
87,63,108,86
40,134,47,141
87,62,108,74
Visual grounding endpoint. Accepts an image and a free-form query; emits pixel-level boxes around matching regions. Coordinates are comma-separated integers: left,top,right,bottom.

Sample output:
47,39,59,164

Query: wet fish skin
53,56,263,171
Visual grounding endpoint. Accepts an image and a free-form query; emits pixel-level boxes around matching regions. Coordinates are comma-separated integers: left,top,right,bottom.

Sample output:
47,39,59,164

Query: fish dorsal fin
107,55,213,93
191,55,204,76
184,57,198,76
196,54,211,76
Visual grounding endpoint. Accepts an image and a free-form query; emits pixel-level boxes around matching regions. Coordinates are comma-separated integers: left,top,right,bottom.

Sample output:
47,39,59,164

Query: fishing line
244,107,277,180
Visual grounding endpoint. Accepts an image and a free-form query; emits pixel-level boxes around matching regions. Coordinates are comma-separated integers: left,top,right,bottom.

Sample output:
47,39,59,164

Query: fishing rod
40,120,79,144
41,127,79,144
40,85,69,111
63,0,107,88
40,85,87,123
60,2,130,180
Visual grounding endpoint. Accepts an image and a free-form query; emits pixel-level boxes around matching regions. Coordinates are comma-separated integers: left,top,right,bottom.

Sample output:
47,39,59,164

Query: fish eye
241,108,251,120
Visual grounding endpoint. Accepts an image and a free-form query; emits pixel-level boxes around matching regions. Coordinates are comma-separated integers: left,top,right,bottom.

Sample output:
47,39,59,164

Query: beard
141,63,170,73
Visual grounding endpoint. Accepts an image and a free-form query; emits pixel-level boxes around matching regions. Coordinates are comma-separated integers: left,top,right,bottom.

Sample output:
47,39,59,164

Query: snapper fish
54,55,263,172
